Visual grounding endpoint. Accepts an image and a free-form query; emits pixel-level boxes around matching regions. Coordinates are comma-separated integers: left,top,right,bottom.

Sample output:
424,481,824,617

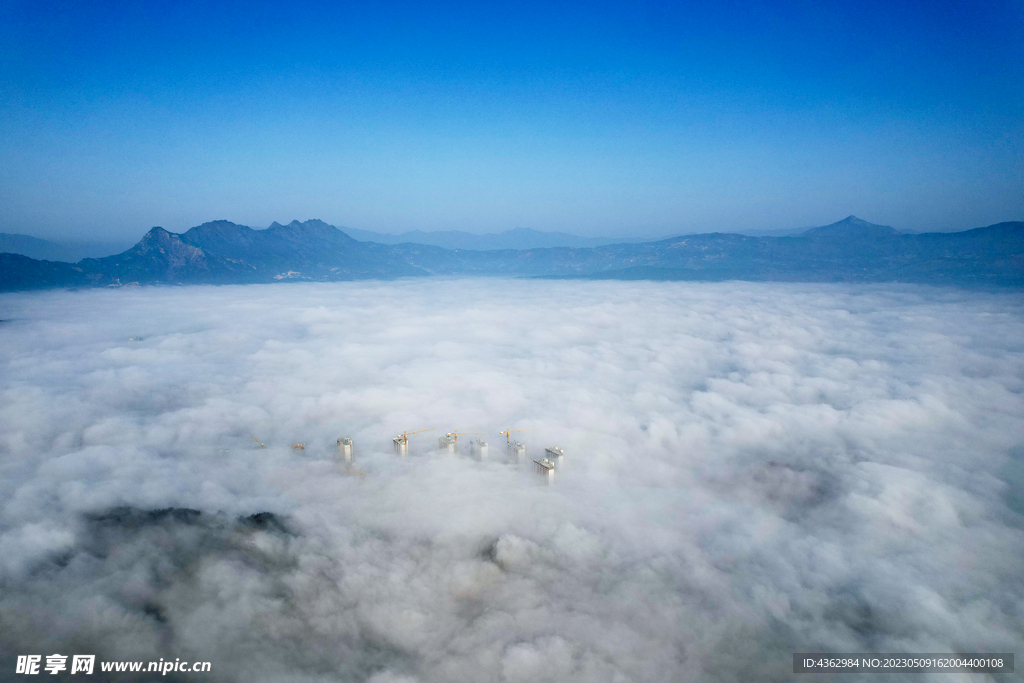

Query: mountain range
323,225,657,250
1,216,1021,291
315,224,814,248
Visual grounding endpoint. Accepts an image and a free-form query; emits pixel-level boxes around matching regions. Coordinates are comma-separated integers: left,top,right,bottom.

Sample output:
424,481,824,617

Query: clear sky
2,0,1022,241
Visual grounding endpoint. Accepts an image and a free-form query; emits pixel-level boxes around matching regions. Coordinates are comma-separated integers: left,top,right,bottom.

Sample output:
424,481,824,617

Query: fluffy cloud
0,279,1022,682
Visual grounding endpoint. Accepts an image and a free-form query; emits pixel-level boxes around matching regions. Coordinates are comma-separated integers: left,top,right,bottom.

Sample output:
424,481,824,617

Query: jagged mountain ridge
90,220,428,284
1,217,1021,290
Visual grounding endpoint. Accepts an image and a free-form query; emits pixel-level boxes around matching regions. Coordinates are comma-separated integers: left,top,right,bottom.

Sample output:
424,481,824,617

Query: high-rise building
508,440,526,463
533,458,555,482
470,439,488,460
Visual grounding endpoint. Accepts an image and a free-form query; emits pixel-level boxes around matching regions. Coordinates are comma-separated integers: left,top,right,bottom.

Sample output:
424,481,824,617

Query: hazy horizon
2,213,1000,251
2,216,816,244
5,203,1021,247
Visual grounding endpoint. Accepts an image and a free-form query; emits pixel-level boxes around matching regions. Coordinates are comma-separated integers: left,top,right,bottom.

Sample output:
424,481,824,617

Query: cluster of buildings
331,431,566,482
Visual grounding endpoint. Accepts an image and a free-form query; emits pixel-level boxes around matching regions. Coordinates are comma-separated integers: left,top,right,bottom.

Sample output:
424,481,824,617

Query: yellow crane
290,442,306,450
250,435,265,448
446,430,488,443
498,428,538,443
394,428,434,446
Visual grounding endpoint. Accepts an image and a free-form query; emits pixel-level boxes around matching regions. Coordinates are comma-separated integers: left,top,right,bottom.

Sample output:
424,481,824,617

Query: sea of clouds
0,279,1022,682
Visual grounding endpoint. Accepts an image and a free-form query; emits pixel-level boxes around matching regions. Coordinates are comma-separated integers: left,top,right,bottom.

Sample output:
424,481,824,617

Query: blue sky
1,0,1022,240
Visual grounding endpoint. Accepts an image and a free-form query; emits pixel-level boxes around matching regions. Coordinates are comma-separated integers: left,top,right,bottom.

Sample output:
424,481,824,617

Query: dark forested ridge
2,216,1021,291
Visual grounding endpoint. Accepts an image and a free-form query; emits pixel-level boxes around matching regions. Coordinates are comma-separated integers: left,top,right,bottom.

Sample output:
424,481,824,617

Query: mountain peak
185,220,250,234
802,216,898,239
274,219,337,232
141,226,172,241
262,219,356,246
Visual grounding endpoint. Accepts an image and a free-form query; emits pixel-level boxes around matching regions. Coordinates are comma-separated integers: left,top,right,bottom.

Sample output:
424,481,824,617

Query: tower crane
445,430,488,443
250,435,265,449
394,428,433,454
498,428,538,443
394,428,434,445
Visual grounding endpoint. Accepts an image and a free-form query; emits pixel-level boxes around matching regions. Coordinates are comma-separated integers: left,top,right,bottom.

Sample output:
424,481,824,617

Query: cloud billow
0,280,1021,682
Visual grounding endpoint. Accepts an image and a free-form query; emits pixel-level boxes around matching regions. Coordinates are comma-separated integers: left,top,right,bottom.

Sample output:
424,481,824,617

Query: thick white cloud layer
0,279,1022,682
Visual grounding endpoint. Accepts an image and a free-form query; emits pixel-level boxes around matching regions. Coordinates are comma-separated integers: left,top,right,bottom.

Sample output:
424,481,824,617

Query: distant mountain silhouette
2,217,1021,291
340,224,815,247
0,233,135,261
802,216,899,239
336,225,654,250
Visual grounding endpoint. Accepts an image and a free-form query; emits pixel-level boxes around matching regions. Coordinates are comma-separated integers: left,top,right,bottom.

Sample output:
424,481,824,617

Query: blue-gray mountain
322,225,657,249
338,225,808,247
1,216,1021,291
